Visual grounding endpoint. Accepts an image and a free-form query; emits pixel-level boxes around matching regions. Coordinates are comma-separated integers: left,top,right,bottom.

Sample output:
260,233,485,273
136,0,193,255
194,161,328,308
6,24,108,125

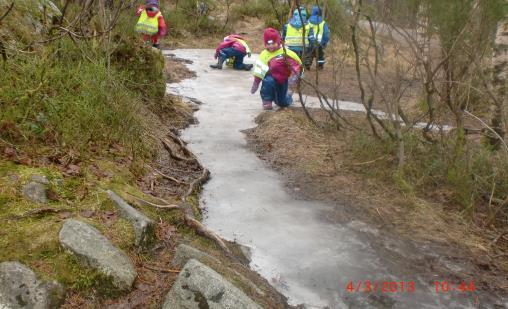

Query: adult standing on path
282,7,315,70
308,5,330,70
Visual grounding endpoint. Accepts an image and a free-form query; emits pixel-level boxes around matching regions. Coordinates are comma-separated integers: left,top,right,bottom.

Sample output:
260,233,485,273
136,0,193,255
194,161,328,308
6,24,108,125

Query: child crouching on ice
250,28,302,110
210,34,253,71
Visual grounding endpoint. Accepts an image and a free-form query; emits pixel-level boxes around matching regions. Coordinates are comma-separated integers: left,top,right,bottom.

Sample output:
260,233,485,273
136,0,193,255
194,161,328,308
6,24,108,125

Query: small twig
147,164,187,185
125,192,180,209
351,155,387,166
491,253,508,259
490,231,508,246
464,110,508,152
142,264,180,273
10,207,71,220
0,2,14,23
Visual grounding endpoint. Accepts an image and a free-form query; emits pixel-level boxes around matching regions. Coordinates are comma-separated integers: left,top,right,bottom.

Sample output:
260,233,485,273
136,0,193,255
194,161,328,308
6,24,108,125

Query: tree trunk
490,17,507,148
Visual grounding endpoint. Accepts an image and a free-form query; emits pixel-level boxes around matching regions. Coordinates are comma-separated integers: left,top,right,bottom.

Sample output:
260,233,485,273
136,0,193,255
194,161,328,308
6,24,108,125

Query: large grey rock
172,244,220,268
107,190,155,248
172,244,265,297
163,259,262,309
22,182,48,204
0,261,64,309
59,219,137,291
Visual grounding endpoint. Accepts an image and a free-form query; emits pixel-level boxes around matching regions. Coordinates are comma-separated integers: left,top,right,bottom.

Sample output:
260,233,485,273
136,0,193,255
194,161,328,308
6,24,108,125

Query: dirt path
165,49,505,308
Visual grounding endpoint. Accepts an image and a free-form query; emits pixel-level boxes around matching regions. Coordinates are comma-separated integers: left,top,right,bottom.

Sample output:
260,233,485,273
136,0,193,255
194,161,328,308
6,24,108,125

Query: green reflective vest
253,47,302,79
135,10,161,35
235,38,251,54
285,24,311,47
310,21,326,43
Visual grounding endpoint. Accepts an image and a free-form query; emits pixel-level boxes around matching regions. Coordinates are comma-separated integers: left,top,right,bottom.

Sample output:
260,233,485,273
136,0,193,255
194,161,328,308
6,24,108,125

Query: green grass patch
346,130,508,221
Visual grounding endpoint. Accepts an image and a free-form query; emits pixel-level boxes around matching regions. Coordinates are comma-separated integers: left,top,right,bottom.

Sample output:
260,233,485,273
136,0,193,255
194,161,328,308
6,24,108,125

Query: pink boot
262,101,273,110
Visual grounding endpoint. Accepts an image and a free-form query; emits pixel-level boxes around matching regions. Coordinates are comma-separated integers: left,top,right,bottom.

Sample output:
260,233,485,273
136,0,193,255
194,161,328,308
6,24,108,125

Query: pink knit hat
263,28,281,46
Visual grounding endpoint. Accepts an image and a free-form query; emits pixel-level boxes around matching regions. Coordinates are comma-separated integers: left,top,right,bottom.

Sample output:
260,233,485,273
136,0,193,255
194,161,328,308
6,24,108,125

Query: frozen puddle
165,49,487,308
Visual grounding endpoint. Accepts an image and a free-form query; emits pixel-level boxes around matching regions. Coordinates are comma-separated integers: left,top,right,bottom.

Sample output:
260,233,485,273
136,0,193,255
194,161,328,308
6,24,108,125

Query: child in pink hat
251,28,302,110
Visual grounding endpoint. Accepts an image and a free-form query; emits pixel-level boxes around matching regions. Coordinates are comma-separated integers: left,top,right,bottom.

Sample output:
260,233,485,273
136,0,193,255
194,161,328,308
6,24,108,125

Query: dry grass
246,107,508,293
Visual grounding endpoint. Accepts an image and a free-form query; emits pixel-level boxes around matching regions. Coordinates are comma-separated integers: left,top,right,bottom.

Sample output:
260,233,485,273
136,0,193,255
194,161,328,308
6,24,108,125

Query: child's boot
210,57,226,69
242,64,254,71
262,101,273,110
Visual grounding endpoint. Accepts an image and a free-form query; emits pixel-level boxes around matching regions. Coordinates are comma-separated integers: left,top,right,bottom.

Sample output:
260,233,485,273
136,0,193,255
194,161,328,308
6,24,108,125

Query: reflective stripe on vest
253,48,301,79
236,39,251,54
310,21,326,43
136,11,161,35
285,24,310,47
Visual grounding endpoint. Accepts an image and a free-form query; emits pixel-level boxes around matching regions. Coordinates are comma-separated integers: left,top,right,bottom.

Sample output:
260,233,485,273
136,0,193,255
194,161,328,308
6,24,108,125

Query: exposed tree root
161,138,196,162
184,216,231,254
124,190,230,254
183,168,210,200
125,192,180,209
147,164,187,185
167,131,194,157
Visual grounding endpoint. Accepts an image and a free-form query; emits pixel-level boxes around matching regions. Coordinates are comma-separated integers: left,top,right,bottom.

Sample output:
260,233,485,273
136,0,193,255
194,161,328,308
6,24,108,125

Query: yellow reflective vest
284,24,311,47
235,38,251,54
310,21,326,43
136,10,161,35
223,36,251,54
253,47,302,80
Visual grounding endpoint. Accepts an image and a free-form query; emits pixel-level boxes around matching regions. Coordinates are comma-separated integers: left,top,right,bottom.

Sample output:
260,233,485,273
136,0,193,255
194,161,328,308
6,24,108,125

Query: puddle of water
165,49,495,308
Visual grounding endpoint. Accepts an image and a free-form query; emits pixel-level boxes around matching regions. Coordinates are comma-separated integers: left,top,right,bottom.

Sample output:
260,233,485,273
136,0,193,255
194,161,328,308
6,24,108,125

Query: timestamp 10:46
434,281,475,293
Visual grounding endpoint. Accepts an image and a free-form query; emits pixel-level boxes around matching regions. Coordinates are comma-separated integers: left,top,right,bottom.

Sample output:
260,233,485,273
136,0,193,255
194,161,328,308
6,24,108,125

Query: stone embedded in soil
30,174,50,185
163,259,262,309
172,244,265,297
22,181,48,204
107,190,156,248
59,219,137,291
171,244,220,268
0,261,65,309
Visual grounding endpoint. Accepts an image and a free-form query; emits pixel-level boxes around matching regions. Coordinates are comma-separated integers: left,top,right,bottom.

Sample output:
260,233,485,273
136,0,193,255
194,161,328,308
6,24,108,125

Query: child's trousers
219,47,246,70
260,75,292,107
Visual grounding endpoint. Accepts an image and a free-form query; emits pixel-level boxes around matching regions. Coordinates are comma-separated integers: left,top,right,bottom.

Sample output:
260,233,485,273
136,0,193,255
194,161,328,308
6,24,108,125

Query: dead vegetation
245,108,508,296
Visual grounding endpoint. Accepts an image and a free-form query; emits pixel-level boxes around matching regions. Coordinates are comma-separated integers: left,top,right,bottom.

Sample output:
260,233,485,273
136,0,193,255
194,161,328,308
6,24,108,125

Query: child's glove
251,79,261,94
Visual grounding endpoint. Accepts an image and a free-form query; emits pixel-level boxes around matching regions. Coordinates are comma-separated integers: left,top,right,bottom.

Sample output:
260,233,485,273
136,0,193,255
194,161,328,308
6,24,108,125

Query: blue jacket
308,9,330,47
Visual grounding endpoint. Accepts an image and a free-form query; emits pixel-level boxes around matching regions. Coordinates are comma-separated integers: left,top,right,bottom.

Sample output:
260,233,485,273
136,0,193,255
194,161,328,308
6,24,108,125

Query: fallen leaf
101,211,118,226
47,189,60,201
66,164,81,176
80,210,95,218
17,157,32,165
156,221,177,242
3,147,16,158
58,211,72,219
